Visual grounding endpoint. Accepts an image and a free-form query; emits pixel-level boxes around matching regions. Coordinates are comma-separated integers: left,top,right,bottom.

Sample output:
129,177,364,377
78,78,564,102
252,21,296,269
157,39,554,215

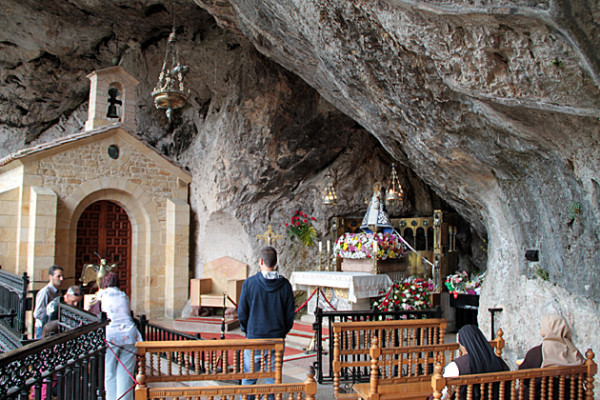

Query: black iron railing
312,306,443,383
0,269,30,346
0,311,108,399
135,314,202,341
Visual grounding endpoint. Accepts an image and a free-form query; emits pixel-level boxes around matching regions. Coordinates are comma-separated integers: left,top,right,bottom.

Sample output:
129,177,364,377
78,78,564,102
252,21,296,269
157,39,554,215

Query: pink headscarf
540,314,584,368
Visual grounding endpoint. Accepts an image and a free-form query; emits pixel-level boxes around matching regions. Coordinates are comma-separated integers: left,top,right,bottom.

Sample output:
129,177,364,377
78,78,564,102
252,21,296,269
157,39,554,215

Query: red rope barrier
295,288,319,313
317,288,337,311
226,294,238,308
104,339,139,400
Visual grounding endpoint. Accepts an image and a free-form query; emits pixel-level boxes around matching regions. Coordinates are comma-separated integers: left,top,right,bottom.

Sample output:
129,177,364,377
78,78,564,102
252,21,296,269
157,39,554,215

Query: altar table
290,271,393,315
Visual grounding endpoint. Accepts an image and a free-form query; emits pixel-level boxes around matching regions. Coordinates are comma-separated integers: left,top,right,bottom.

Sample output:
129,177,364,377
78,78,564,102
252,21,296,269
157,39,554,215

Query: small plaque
108,144,119,159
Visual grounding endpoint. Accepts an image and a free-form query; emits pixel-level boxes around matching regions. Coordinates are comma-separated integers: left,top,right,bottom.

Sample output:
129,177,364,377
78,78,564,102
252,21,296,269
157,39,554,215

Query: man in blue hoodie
238,246,295,396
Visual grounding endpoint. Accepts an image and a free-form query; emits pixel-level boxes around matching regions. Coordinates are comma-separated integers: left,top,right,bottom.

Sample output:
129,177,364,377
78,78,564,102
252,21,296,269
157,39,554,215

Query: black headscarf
458,325,505,374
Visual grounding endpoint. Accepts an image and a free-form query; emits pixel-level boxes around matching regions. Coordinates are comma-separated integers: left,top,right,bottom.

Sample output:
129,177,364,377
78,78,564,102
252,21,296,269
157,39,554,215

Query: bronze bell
106,87,122,119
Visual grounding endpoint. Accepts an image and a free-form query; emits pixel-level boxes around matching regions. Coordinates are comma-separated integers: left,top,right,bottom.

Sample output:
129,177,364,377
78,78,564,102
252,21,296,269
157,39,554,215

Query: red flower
296,222,301,226
295,210,299,214
303,219,308,223
311,217,316,221
285,223,289,227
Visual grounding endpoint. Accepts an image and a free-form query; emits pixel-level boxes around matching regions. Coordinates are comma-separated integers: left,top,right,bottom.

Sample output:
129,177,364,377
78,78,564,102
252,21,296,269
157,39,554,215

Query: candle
319,241,322,252
327,240,331,253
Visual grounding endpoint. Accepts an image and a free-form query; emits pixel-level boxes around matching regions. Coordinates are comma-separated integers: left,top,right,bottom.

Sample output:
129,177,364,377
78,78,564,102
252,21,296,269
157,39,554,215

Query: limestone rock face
1,0,599,369
193,0,600,365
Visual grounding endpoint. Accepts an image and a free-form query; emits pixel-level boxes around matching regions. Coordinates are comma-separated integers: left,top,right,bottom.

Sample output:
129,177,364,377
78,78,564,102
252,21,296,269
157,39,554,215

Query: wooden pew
136,367,317,400
333,318,447,399
431,349,596,400
353,330,505,400
135,338,289,399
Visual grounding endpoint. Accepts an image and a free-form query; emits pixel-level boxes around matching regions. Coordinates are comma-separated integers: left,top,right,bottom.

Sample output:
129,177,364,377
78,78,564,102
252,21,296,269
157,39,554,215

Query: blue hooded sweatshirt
238,271,295,339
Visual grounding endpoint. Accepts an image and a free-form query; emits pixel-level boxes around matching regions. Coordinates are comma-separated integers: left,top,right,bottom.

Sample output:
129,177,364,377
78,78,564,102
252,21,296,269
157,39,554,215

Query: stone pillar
165,198,190,318
27,186,58,286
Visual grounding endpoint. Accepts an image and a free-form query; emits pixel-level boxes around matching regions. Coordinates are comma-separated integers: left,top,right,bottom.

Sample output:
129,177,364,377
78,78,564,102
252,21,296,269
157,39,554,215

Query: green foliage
551,58,564,68
534,265,549,281
568,201,581,220
286,210,318,247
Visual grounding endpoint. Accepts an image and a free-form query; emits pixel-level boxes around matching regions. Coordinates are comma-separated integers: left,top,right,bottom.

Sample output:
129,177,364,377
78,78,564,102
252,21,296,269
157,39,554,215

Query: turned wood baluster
559,375,566,400
369,336,380,398
305,366,317,400
431,363,445,400
585,349,596,400
167,351,172,376
494,329,505,357
135,352,147,400
275,347,283,383
333,330,340,396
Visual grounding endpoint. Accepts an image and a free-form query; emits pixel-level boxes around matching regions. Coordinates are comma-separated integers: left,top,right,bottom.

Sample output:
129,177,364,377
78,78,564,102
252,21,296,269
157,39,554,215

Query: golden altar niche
331,210,458,280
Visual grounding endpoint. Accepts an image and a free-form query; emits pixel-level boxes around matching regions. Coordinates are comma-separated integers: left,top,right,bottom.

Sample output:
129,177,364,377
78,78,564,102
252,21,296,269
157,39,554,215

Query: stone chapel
0,66,192,319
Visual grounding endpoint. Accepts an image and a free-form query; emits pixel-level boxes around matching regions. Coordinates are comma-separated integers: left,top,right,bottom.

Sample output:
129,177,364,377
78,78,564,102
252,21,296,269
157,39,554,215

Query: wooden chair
332,318,447,399
353,329,506,400
190,256,248,308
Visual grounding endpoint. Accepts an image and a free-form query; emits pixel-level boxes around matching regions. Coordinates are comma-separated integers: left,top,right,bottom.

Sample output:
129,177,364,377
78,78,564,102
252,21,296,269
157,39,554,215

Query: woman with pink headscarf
518,314,584,399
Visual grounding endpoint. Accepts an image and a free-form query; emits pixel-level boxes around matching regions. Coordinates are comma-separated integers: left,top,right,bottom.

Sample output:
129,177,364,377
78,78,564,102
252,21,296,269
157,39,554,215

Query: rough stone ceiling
0,0,599,304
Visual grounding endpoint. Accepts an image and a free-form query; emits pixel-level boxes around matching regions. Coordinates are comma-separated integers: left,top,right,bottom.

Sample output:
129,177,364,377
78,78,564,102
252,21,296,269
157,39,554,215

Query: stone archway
75,200,132,296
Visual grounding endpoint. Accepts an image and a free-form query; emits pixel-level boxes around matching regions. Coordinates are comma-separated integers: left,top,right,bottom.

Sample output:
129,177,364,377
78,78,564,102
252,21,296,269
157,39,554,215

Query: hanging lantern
152,26,189,122
322,173,338,206
385,163,404,209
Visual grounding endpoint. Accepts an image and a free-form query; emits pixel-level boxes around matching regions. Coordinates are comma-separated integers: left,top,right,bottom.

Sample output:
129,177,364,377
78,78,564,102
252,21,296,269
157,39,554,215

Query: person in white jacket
99,272,141,400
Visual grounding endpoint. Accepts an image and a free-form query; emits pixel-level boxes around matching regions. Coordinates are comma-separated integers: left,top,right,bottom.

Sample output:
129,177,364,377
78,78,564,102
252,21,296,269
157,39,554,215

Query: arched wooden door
75,200,132,297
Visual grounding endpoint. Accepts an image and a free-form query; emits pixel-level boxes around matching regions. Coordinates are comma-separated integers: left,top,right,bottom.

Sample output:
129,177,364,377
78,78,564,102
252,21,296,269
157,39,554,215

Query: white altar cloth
289,271,393,303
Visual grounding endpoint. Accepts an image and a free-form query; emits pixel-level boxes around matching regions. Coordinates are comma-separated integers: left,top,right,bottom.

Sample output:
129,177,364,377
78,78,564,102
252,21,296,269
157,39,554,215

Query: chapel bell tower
85,66,139,132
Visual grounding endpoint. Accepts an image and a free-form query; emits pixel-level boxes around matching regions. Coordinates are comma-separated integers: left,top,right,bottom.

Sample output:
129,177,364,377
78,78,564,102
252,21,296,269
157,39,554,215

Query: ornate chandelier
152,21,189,122
322,172,338,206
385,163,404,210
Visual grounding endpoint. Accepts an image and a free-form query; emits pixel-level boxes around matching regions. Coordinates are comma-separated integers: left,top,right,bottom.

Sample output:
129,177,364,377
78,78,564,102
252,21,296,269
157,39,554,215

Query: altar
290,271,393,316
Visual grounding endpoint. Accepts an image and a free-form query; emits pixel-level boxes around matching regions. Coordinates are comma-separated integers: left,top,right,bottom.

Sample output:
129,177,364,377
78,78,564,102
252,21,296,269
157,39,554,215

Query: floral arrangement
444,270,485,297
333,232,407,260
285,210,318,246
372,276,435,311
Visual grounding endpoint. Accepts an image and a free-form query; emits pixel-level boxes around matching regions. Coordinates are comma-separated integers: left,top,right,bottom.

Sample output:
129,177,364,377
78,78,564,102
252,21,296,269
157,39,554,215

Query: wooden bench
135,368,317,400
353,330,505,400
135,338,287,399
431,349,596,400
333,318,447,399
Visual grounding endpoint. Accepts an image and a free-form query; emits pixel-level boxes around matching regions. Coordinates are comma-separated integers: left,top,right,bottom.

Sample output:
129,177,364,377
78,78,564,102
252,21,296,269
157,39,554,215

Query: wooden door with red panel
75,200,131,297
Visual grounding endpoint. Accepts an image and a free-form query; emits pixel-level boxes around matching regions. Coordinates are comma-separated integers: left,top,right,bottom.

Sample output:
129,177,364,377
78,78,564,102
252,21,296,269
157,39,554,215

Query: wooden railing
333,318,447,398
135,314,202,342
313,306,443,383
135,338,297,400
431,349,596,400
136,338,284,383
